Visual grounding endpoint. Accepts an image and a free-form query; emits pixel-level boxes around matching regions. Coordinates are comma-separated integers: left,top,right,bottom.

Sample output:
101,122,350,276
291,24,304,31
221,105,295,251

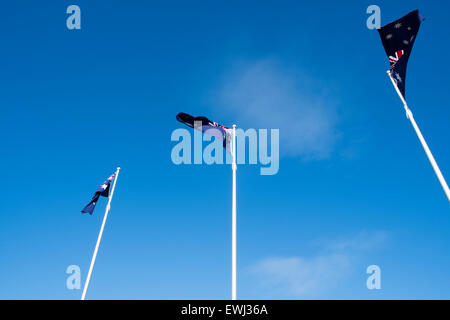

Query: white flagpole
231,124,237,300
387,71,450,202
81,166,121,300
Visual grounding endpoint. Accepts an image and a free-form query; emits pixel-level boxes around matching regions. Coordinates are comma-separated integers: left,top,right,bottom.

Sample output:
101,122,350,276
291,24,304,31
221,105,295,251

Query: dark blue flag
176,112,232,152
378,10,424,98
81,173,115,215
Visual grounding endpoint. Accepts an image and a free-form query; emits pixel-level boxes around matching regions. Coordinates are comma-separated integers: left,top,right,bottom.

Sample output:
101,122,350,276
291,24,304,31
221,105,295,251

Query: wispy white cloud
251,254,351,298
249,230,387,298
323,230,388,252
215,59,339,160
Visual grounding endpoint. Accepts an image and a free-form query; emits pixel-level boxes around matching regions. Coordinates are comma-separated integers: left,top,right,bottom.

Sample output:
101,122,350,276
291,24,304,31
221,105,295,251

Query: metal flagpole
387,71,450,202
231,124,237,300
81,166,121,300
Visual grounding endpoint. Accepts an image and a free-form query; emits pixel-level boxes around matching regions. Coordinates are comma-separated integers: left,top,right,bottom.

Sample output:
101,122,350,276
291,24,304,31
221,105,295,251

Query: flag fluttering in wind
378,10,424,98
81,173,115,215
176,112,232,151
376,10,450,203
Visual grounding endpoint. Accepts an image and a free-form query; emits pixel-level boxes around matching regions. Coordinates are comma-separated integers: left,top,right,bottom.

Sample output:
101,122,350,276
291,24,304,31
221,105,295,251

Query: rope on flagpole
387,71,450,203
81,167,121,300
232,124,237,300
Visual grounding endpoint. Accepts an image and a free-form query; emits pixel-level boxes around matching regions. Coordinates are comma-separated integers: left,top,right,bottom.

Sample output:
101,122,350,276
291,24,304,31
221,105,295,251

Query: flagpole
387,71,450,202
81,167,121,300
231,124,237,300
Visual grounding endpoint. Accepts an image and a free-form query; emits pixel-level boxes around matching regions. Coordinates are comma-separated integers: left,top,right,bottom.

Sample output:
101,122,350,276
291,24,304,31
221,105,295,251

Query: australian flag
81,173,115,215
378,10,424,98
176,112,232,152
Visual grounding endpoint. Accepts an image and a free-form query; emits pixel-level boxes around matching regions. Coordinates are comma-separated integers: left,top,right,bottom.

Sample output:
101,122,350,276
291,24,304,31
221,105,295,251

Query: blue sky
1,0,450,299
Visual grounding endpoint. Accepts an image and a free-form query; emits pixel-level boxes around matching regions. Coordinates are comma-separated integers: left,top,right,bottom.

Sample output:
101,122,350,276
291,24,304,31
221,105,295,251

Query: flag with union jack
378,10,424,98
176,112,232,152
81,173,115,215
